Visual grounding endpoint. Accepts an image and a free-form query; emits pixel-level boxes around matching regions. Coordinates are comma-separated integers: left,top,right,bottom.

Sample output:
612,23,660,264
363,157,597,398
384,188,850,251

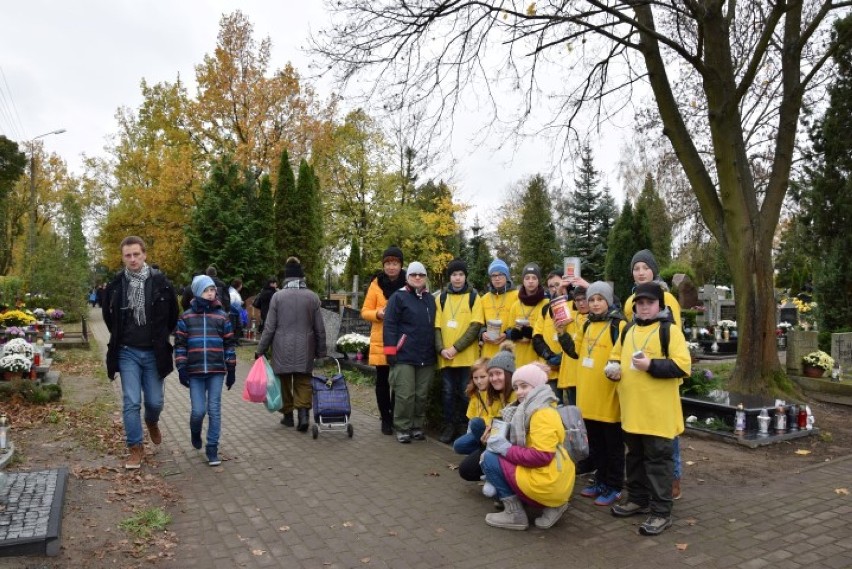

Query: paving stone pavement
88,310,852,569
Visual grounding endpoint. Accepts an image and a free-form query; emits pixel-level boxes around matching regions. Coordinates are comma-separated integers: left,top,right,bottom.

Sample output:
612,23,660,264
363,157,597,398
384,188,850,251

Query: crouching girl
481,364,575,530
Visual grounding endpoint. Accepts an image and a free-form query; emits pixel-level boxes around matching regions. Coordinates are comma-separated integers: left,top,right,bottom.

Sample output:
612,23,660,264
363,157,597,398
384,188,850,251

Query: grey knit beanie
630,249,660,279
488,345,516,374
586,281,614,307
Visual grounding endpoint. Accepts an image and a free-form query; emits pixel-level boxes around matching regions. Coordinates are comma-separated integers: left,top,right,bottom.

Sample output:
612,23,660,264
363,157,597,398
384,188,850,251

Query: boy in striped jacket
174,275,237,466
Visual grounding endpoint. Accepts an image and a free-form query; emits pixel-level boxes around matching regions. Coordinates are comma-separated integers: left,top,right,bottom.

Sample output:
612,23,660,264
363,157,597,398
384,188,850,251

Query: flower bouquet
802,350,834,372
336,333,370,357
0,309,36,328
32,308,47,320
3,326,26,338
2,338,34,359
46,308,64,320
0,353,32,374
687,342,702,359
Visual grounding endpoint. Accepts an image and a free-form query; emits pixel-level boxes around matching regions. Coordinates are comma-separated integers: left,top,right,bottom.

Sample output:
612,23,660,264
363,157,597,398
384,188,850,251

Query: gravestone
698,285,718,325
719,302,737,322
786,329,819,375
320,308,342,356
831,332,852,378
778,301,798,327
675,274,699,312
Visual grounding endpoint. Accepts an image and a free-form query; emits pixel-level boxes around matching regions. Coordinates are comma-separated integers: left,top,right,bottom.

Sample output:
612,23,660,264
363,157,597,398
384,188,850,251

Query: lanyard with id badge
582,321,612,369
630,323,660,370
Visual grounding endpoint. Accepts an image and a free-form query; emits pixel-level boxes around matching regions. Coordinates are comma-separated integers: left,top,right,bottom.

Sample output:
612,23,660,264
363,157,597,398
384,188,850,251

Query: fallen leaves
675,543,689,551
794,449,812,455
835,488,849,496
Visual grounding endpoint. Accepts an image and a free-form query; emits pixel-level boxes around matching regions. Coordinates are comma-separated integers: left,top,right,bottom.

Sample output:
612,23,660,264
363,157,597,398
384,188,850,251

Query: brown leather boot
125,444,144,470
146,421,162,445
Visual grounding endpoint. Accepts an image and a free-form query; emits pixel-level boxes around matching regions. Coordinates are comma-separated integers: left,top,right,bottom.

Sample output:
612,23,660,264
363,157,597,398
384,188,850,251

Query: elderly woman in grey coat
256,257,327,431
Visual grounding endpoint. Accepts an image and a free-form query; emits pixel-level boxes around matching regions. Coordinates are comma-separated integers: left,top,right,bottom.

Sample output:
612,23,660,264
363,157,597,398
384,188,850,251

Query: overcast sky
1,1,627,223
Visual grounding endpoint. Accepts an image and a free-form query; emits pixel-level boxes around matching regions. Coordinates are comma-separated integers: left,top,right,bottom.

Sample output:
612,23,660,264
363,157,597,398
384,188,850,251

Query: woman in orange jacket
361,246,406,435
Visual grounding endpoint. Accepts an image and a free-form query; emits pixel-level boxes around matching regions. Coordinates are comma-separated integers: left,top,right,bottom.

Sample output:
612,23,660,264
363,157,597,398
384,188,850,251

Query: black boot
380,418,393,435
297,408,309,432
280,412,294,427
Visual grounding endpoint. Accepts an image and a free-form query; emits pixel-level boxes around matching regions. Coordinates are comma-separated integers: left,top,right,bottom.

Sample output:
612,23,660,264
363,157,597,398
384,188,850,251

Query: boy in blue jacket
174,275,237,466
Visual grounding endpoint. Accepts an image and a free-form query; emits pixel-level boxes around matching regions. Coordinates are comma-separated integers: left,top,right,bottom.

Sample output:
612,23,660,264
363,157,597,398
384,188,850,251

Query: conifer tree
274,149,297,270
277,158,324,289
465,217,491,291
343,237,365,294
247,173,276,291
518,175,559,273
605,201,651,303
801,14,852,333
561,146,611,280
636,174,672,269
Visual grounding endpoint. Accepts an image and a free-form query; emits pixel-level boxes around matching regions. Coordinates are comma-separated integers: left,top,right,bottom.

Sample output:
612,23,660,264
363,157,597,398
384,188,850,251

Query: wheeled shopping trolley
310,359,353,439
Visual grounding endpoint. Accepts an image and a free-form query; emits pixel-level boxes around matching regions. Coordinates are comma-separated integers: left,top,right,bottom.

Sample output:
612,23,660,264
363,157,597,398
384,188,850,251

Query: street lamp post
27,129,66,284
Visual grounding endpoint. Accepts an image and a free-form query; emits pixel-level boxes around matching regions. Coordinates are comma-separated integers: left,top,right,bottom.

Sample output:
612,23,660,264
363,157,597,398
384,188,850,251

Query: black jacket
382,285,437,366
102,269,179,380
252,285,277,324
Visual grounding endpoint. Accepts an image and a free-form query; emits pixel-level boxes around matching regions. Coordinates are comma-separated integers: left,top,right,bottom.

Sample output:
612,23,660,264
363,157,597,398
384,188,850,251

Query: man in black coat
102,236,178,470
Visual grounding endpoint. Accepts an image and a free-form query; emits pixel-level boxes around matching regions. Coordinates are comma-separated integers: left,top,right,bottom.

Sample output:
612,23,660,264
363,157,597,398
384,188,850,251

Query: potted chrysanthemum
0,353,32,379
801,350,834,378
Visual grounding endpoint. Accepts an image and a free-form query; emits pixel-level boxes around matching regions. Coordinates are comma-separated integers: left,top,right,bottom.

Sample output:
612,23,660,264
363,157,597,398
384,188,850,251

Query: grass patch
118,507,172,539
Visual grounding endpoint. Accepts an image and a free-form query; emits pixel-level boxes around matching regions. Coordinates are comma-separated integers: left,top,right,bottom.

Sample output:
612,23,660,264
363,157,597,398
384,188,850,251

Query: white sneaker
482,482,497,498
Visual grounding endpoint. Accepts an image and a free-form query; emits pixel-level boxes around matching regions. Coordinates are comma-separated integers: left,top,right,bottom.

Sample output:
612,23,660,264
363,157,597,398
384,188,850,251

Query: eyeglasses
409,273,426,278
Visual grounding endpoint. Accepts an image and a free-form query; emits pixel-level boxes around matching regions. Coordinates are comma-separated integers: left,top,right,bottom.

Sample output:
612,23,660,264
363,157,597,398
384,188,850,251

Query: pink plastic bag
242,356,269,403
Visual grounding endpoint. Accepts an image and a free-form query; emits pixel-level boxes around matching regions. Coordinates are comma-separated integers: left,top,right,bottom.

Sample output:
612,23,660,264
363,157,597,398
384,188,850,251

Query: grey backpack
556,405,589,463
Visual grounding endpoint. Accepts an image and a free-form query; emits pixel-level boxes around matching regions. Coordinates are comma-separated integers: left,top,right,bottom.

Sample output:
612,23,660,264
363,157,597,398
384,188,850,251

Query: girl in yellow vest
557,281,626,507
435,258,485,443
533,271,568,401
505,263,548,367
481,363,575,531
479,259,518,359
556,285,590,406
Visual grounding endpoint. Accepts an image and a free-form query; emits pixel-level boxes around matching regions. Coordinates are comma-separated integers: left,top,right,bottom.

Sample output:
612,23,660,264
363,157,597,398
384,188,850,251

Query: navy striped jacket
174,297,237,375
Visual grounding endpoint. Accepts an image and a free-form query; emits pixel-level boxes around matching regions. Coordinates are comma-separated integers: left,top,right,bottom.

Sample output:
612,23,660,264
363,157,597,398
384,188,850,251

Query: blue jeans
118,346,164,446
453,417,486,455
442,367,470,426
482,450,515,499
673,436,682,480
189,374,225,448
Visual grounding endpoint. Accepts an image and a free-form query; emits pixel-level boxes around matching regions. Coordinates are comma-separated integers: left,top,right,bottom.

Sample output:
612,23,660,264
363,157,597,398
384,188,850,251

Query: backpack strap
619,320,670,357
440,289,477,310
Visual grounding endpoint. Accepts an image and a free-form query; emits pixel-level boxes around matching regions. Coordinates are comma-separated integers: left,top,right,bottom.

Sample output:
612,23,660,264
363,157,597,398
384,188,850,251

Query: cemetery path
2,308,851,568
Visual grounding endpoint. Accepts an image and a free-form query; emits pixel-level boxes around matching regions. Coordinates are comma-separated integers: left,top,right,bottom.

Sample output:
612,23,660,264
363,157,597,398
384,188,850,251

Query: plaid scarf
502,384,557,448
124,263,150,326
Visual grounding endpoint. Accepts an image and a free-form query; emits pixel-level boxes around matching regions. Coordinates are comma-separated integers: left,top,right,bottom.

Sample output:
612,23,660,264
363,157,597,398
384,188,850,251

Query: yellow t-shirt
513,406,575,508
533,304,562,380
480,289,519,358
557,312,588,389
465,390,492,423
435,290,484,368
575,319,625,423
507,296,549,368
610,321,691,438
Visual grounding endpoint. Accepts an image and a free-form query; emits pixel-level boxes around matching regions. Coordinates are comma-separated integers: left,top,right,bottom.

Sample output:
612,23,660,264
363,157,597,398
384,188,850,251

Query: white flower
2,338,34,359
717,320,737,329
0,353,32,373
336,333,370,352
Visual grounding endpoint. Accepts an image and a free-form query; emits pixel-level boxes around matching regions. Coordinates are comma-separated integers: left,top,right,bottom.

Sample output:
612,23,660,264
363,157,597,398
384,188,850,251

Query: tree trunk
725,236,783,394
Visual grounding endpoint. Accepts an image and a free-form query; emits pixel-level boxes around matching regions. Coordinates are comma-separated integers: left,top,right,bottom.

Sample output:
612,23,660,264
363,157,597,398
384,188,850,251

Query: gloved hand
386,355,397,366
486,436,512,456
505,328,520,341
604,361,622,382
226,369,235,390
521,325,534,339
178,368,190,388
547,354,563,367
